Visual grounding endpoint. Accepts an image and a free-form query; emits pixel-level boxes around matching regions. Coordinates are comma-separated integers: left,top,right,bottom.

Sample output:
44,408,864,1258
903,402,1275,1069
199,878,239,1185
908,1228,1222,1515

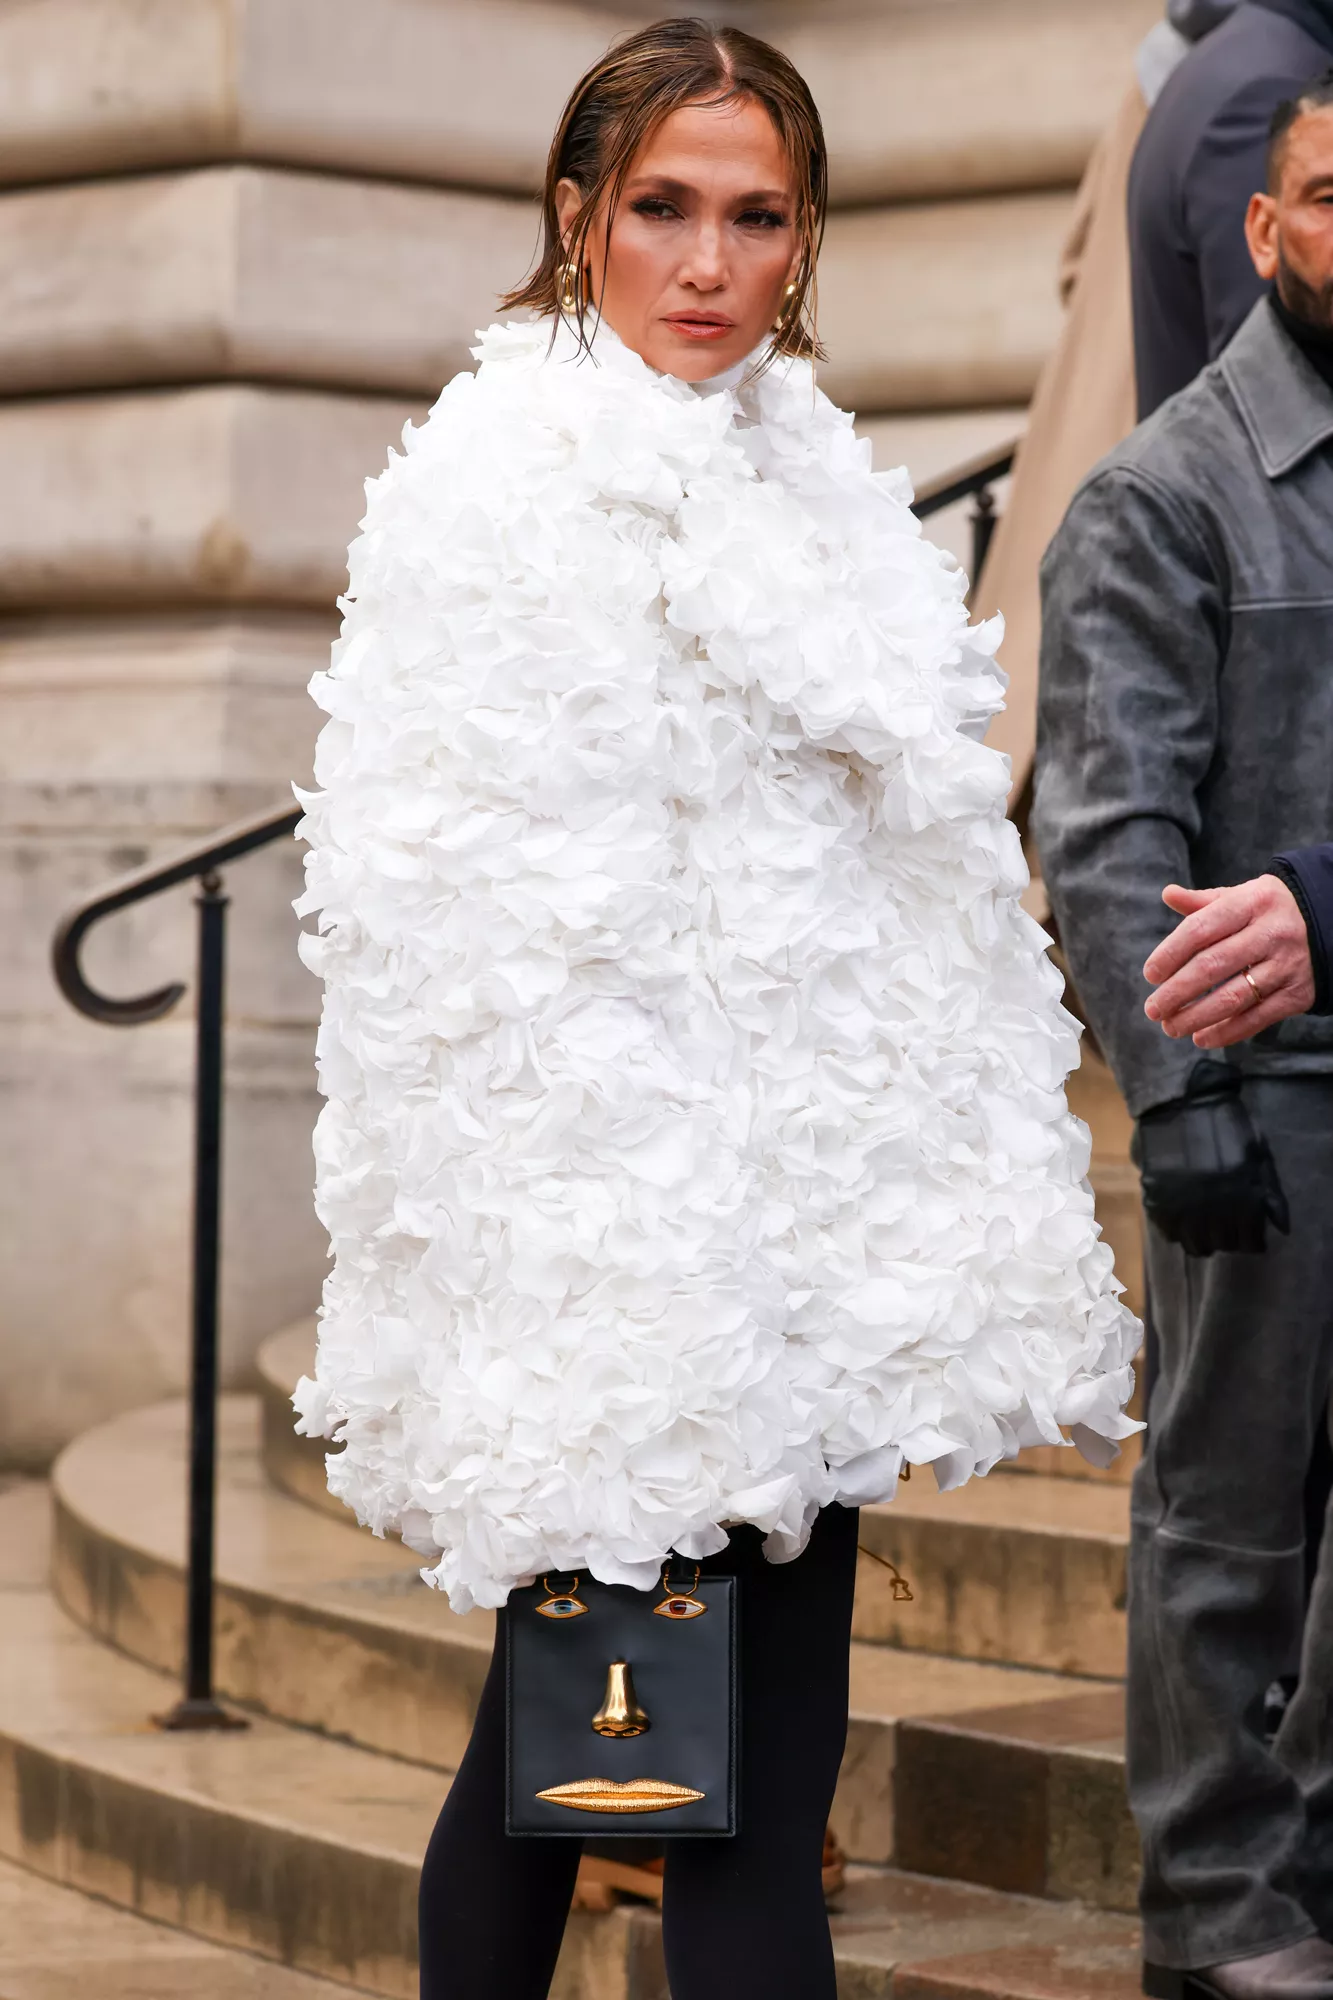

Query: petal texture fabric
294,320,1141,1612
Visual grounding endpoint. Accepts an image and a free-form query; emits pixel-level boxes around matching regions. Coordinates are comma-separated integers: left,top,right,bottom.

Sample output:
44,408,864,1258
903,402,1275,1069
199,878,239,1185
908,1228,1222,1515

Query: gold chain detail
857,1543,915,1602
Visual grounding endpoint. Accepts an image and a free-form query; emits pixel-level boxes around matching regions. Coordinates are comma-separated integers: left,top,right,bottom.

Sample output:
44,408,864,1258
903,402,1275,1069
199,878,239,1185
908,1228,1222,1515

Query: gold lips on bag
535,1778,705,1814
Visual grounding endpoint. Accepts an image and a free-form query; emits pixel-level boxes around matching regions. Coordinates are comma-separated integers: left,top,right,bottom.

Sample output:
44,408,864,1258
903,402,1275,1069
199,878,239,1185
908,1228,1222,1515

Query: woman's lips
664,315,735,342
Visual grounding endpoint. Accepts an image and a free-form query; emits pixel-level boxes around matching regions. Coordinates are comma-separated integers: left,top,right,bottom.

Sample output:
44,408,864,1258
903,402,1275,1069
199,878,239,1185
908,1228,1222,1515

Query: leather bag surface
506,1566,737,1837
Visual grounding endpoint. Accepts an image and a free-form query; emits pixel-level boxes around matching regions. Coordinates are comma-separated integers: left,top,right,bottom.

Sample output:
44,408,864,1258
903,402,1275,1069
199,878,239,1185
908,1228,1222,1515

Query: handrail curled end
52,903,187,1026
50,800,301,1028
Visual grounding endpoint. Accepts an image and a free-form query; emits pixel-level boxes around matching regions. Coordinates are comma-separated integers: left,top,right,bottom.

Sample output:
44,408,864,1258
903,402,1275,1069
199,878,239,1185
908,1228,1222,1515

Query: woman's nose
679,224,727,290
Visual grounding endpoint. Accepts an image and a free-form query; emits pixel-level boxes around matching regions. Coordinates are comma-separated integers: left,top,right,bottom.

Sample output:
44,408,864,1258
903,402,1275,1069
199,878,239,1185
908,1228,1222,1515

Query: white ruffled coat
294,319,1140,1613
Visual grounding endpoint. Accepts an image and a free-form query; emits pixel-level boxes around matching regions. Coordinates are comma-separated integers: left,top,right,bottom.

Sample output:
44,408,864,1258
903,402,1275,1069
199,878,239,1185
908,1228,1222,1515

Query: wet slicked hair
502,16,828,364
1268,68,1333,191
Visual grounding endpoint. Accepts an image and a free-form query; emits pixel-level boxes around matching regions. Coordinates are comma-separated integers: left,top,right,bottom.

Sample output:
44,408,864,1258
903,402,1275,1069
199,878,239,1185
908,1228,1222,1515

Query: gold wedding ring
1242,967,1263,1005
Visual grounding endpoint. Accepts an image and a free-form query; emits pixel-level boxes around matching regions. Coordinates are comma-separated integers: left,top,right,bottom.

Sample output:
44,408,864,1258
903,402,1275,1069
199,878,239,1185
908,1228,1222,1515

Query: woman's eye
737,208,788,231
632,197,680,221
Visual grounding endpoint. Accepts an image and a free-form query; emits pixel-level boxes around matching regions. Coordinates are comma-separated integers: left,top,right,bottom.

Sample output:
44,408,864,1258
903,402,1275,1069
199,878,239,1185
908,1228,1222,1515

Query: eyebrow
623,174,792,205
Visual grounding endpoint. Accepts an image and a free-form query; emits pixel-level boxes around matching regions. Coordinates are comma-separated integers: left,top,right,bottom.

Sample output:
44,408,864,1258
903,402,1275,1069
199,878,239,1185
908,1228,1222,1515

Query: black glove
1131,1059,1290,1257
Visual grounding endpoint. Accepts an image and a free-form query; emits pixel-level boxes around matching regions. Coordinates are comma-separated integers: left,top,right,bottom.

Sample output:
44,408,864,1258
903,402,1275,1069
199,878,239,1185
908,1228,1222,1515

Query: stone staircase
0,1281,1144,1998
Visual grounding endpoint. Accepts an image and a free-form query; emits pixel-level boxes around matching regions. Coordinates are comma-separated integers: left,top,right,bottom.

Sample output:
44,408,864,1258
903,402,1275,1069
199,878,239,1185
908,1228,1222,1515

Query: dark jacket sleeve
1271,846,1333,1014
1033,464,1227,1117
1185,75,1312,362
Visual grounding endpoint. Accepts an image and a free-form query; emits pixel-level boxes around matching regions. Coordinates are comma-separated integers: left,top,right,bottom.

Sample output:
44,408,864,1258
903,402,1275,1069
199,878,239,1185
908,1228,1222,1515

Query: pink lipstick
664,313,735,342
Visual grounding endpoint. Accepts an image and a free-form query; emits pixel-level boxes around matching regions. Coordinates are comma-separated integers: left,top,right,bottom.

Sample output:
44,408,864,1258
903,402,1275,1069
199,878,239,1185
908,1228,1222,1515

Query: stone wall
0,0,1156,1467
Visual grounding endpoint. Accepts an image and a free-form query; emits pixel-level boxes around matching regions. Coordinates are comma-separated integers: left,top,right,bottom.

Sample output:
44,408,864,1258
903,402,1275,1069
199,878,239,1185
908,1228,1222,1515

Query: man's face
1246,104,1333,330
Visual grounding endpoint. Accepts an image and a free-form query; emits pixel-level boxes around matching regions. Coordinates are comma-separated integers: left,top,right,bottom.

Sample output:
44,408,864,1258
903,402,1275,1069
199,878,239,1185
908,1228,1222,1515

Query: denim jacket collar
1220,296,1333,479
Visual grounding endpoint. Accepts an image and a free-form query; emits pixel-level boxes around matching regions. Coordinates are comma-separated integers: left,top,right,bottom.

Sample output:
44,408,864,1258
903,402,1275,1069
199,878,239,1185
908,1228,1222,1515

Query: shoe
1144,1939,1333,1999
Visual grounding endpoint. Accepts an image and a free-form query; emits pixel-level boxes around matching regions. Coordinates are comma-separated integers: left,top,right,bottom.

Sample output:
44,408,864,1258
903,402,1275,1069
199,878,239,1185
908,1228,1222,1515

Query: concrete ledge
0,0,1153,204
0,0,618,197
0,167,534,399
0,384,418,609
0,610,329,794
0,166,1066,412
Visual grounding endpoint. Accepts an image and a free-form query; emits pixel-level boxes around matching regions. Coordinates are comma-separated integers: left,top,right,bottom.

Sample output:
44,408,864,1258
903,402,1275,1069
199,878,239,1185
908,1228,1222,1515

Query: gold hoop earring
773,279,798,335
560,260,581,314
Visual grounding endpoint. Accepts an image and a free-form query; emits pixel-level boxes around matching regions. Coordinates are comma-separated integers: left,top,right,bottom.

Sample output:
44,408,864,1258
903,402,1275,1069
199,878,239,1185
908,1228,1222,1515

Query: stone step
857,1468,1128,1680
4,1480,1145,1996
0,1851,348,2000
263,1324,1130,1679
0,0,1156,208
0,163,1069,414
895,1687,1135,1913
56,1396,494,1776
0,1480,620,2000
260,1324,353,1524
51,1396,1086,1871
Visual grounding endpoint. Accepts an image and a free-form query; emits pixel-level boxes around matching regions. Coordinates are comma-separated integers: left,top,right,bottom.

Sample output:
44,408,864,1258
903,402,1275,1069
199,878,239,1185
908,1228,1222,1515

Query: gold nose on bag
591,1660,650,1738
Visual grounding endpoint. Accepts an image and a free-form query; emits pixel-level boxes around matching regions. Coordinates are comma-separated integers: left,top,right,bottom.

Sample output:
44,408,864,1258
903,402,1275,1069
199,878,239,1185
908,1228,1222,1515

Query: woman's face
556,95,802,382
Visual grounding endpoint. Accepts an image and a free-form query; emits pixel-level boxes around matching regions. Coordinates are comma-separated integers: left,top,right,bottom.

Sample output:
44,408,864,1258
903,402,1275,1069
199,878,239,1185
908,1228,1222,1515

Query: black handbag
506,1560,737,1837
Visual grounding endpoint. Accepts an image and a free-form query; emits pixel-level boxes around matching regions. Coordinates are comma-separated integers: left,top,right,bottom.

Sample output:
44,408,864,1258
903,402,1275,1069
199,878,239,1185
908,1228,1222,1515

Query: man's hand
1143,876,1316,1048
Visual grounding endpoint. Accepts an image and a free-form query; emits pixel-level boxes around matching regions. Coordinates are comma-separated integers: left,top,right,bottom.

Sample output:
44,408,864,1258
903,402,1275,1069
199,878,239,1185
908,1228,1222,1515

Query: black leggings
418,1503,859,1999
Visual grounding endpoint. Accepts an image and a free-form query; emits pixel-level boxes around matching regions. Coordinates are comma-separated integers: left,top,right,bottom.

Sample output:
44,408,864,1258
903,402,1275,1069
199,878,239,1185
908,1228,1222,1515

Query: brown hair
502,17,827,364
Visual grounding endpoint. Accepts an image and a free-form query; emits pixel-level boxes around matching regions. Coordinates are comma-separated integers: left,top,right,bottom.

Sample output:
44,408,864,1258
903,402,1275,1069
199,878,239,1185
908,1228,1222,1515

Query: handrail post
52,799,302,1733
969,485,998,586
157,870,247,1733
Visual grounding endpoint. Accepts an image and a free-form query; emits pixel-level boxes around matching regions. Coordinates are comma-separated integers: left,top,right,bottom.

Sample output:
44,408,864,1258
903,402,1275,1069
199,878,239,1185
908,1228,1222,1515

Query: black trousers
418,1503,859,1999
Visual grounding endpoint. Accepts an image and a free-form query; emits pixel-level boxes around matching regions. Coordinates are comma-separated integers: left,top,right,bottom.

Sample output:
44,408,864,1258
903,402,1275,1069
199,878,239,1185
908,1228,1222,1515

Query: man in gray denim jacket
1036,78,1333,2000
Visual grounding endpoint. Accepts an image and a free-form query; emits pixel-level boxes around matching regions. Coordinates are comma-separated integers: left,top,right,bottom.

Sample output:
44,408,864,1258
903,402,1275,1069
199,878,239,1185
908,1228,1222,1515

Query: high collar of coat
1220,295,1333,478
472,312,781,409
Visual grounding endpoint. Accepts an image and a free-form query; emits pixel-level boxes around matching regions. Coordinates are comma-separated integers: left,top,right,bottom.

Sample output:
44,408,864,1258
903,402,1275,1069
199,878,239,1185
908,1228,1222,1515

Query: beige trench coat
973,83,1148,811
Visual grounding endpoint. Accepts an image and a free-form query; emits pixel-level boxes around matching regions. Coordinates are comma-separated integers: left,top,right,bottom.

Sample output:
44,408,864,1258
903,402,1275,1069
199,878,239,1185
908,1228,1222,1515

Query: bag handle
661,1556,703,1596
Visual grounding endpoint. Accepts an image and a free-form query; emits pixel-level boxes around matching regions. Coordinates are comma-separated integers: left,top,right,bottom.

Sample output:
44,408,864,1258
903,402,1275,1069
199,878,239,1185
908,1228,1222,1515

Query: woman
295,19,1140,1997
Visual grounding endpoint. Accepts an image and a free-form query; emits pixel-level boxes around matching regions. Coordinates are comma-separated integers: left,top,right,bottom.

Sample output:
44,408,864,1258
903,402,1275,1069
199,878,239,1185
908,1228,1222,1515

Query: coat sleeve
1271,846,1333,1015
1033,464,1227,1116
1184,74,1311,364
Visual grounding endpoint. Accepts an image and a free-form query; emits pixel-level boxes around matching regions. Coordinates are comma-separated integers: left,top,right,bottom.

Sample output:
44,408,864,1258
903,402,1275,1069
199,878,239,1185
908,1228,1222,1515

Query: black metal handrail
910,439,1019,585
52,799,302,1730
